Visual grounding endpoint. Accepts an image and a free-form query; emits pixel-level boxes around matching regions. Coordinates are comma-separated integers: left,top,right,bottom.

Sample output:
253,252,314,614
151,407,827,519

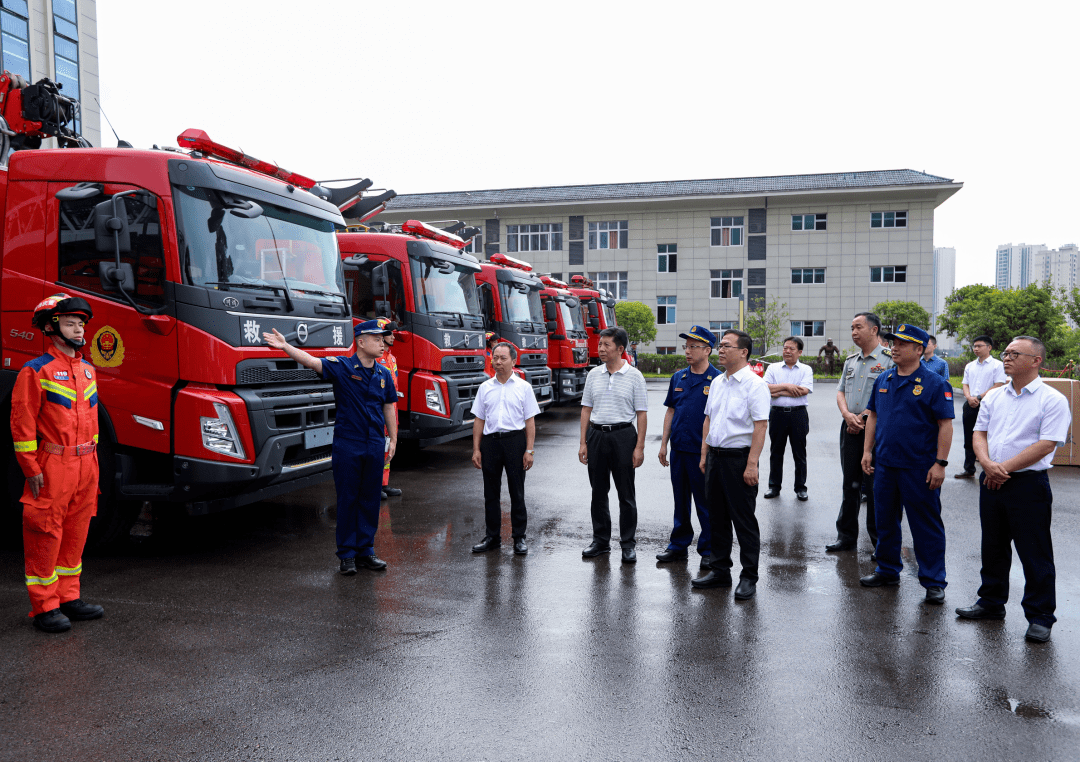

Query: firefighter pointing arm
12,294,105,634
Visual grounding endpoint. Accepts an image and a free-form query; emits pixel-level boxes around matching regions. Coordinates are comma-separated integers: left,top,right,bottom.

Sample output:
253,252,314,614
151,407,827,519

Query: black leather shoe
953,471,976,479
796,490,808,501
734,579,756,600
621,548,637,564
582,542,611,558
59,598,104,621
472,536,500,553
356,555,388,571
955,603,1006,620
691,570,732,588
339,558,357,575
763,488,781,499
924,587,945,605
382,486,402,497
655,548,688,563
860,571,900,587
513,538,528,555
33,608,71,633
825,540,856,552
1025,623,1052,643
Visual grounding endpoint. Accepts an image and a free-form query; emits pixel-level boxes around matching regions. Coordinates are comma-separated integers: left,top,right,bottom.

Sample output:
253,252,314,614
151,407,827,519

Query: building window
709,321,736,332
506,223,562,253
590,271,628,300
792,213,827,231
548,272,563,282
870,265,907,283
791,268,826,284
790,321,825,337
0,0,30,81
655,346,677,355
710,269,743,299
462,233,482,255
657,296,676,325
710,216,744,247
52,0,80,134
871,211,907,228
657,244,677,273
588,221,628,250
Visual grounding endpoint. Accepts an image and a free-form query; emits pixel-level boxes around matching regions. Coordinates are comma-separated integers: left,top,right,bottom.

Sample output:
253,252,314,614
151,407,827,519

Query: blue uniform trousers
332,437,385,559
977,470,1056,626
666,448,711,555
873,464,947,588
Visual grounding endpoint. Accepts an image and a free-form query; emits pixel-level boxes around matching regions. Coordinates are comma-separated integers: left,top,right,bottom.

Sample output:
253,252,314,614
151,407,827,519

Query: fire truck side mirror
56,182,103,201
543,301,556,322
371,262,389,297
94,197,131,253
589,315,600,330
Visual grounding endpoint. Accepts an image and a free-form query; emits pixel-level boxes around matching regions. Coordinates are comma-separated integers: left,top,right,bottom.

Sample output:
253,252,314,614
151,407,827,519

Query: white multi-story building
0,0,100,148
932,246,956,349
995,242,1048,290
375,170,962,355
1030,243,1079,291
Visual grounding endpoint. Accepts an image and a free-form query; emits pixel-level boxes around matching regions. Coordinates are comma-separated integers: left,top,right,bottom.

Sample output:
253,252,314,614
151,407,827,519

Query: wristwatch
526,449,535,455
935,459,948,467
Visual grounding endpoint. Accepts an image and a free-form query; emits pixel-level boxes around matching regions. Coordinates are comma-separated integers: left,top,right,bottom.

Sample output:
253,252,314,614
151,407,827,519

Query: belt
485,429,524,439
709,446,751,456
771,405,808,413
43,441,97,456
590,421,633,432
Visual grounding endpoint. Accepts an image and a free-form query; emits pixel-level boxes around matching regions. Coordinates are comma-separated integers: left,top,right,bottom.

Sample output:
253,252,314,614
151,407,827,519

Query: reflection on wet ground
0,385,1077,760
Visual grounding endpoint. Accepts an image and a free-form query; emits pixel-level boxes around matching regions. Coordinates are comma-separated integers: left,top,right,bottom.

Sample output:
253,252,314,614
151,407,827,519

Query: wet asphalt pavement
1,381,1078,761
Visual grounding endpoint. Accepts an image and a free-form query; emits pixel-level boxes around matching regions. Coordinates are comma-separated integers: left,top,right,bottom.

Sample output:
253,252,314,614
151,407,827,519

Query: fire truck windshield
499,282,543,324
174,185,345,301
603,302,617,328
412,257,481,318
558,300,585,335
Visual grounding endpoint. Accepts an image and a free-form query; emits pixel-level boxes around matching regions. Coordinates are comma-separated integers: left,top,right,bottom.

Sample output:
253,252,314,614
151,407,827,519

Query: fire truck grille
260,387,329,399
236,360,321,385
282,445,333,469
441,355,485,372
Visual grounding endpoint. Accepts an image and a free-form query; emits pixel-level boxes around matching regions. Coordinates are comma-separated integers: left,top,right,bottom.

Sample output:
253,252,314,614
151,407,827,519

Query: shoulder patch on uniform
846,352,860,360
24,354,55,372
327,356,339,363
882,348,892,356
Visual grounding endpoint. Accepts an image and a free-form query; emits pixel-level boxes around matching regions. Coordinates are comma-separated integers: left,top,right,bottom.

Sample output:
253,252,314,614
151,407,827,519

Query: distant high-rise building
995,243,1047,289
1030,243,1079,291
932,246,956,349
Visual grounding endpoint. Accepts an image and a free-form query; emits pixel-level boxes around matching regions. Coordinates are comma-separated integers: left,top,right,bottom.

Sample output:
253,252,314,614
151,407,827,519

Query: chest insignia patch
85,369,92,379
871,364,884,373
53,371,69,381
674,388,683,392
381,379,386,388
913,385,923,396
879,388,887,393
703,387,710,395
351,375,362,381
915,377,922,383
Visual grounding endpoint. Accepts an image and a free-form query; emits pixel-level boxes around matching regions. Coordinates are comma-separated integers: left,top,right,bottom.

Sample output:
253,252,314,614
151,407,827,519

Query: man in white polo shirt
579,326,648,564
956,335,1007,478
470,342,541,555
955,335,1071,643
763,335,814,501
691,329,771,599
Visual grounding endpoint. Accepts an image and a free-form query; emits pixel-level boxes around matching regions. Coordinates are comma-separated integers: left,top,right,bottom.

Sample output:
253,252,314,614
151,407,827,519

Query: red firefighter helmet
32,293,93,331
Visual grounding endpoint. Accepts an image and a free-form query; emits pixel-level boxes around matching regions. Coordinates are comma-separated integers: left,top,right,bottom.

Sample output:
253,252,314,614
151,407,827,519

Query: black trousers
768,406,809,491
480,429,528,539
835,421,877,547
962,403,979,473
706,447,759,581
586,425,638,548
977,470,1056,625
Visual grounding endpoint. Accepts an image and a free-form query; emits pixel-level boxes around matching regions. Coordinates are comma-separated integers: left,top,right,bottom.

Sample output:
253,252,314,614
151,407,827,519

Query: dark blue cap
882,323,929,347
355,318,393,337
678,325,717,348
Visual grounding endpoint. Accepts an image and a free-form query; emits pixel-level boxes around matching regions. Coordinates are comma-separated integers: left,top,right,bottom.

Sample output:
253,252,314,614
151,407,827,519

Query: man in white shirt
956,336,1071,643
956,335,1007,478
763,336,814,501
470,342,541,555
579,327,649,563
691,330,771,599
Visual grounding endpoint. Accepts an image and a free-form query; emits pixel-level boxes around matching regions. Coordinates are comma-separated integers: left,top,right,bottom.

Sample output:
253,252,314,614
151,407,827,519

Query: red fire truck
567,274,620,367
0,74,365,544
538,275,589,403
337,221,488,446
475,254,553,409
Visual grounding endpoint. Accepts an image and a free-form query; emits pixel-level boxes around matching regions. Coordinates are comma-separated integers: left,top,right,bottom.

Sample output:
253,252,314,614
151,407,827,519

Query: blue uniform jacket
867,360,954,469
663,364,720,454
322,354,397,449
923,354,950,380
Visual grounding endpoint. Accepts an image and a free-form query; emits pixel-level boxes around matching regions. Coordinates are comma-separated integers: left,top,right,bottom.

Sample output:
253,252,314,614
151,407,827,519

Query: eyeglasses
682,344,710,350
1000,350,1039,360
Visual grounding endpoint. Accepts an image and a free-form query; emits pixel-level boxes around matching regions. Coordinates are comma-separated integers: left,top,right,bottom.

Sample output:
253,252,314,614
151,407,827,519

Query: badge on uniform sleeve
945,391,953,400
327,356,339,363
913,385,923,396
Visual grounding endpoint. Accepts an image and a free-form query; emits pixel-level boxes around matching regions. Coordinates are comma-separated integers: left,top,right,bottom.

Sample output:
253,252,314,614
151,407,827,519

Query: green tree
872,300,930,332
744,295,790,356
947,283,1067,356
614,300,656,346
939,284,995,339
1061,286,1080,327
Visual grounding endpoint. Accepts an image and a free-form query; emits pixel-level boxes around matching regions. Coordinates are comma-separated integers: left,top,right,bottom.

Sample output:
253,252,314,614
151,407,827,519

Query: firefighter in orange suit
12,294,104,633
376,323,401,498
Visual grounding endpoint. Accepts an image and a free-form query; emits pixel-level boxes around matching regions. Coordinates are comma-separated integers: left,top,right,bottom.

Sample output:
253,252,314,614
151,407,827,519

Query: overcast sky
98,0,1076,290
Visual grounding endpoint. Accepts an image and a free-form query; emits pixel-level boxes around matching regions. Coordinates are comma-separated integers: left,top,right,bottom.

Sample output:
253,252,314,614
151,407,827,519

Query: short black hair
783,336,804,351
1012,335,1045,365
926,334,937,344
722,329,752,359
599,326,628,351
493,341,518,361
853,312,882,335
973,335,994,348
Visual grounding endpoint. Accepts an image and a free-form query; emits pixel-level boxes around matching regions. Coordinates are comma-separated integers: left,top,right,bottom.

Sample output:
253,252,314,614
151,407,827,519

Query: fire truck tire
84,422,139,551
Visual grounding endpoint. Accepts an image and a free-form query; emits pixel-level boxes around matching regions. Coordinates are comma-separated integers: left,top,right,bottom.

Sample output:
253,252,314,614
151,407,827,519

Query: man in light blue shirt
922,335,950,381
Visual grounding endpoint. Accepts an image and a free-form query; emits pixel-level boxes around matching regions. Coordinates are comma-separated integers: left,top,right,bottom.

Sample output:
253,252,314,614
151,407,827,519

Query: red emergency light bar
177,129,317,189
402,219,467,249
489,253,533,272
570,274,596,288
539,275,569,289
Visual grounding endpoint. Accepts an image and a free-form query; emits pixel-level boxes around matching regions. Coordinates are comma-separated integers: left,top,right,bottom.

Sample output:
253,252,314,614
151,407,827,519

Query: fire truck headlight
425,387,445,414
201,403,247,460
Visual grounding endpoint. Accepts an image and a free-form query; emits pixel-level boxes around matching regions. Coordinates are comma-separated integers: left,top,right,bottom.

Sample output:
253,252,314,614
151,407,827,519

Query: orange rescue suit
376,349,398,487
11,346,100,617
